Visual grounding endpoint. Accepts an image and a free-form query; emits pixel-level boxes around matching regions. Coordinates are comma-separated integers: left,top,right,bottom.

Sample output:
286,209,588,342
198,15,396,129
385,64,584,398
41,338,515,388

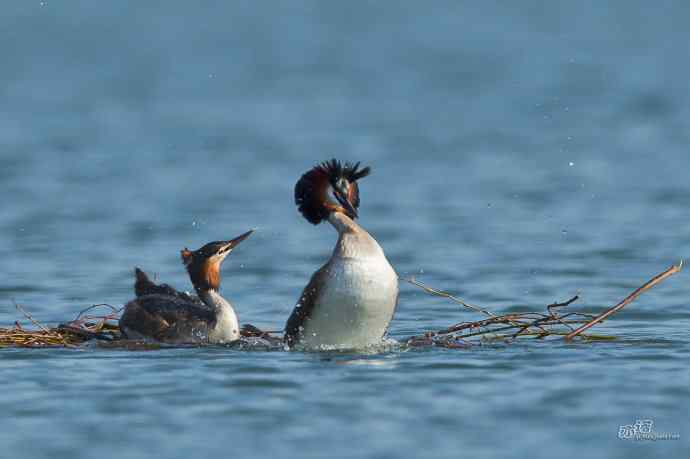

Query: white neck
327,212,384,260
327,212,359,234
199,289,240,343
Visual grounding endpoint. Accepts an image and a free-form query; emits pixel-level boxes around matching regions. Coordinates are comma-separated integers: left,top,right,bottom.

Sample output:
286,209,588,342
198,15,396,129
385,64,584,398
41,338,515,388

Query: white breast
300,242,399,350
208,308,240,343
204,290,240,344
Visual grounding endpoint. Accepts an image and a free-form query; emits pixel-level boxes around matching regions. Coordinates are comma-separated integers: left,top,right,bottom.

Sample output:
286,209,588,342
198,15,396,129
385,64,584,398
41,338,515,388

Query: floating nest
0,304,279,348
0,304,122,348
0,263,682,349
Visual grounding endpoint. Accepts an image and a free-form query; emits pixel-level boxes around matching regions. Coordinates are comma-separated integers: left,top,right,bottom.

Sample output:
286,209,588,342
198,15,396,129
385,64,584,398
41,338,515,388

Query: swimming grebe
119,230,253,344
284,160,399,349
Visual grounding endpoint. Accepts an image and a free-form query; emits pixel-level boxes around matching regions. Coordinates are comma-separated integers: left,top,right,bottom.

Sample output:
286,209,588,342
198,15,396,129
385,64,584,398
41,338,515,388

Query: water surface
1,2,689,458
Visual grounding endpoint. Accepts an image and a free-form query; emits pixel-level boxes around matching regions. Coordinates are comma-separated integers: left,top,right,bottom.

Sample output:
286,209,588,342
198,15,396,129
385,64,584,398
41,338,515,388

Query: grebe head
295,159,371,224
180,230,253,291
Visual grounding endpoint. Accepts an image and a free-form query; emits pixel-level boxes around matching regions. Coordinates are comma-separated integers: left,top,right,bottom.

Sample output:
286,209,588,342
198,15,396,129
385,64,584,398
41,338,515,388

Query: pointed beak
334,189,358,220
217,229,254,257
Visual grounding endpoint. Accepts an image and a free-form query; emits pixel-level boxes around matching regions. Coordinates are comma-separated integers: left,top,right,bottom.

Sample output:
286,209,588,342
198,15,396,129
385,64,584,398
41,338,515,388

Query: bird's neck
327,212,382,260
327,212,361,234
199,288,233,314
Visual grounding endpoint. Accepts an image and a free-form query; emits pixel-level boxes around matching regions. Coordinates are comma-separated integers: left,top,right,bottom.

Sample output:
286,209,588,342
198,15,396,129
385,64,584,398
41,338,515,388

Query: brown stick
403,277,498,317
564,262,683,341
14,302,52,333
14,302,73,347
547,295,580,314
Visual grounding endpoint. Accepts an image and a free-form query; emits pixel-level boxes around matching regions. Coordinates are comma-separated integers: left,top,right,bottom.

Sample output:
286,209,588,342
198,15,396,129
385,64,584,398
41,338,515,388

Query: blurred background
1,2,688,458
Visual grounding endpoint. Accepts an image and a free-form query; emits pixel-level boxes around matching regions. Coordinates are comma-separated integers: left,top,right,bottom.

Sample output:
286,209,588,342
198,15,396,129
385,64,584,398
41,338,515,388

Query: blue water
1,1,689,458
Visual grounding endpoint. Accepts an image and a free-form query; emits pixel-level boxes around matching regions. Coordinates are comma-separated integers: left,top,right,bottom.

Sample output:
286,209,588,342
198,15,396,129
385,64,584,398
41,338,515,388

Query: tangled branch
404,262,682,348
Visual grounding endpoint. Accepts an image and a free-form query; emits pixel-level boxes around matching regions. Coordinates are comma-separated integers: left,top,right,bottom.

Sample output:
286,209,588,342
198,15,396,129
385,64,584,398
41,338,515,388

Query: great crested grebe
284,159,399,349
119,230,253,344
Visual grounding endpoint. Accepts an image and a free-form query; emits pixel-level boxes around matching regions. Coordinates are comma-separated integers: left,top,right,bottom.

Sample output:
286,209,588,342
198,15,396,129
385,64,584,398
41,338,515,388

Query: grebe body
285,160,399,349
119,230,252,344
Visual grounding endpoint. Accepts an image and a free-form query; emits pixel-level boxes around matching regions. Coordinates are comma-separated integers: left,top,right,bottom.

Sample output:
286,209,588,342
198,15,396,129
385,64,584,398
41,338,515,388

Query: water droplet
569,162,575,167
561,229,568,235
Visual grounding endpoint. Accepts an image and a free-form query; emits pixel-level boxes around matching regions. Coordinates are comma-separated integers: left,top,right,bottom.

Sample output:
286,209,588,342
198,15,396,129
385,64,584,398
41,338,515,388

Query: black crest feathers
295,159,371,224
318,159,372,183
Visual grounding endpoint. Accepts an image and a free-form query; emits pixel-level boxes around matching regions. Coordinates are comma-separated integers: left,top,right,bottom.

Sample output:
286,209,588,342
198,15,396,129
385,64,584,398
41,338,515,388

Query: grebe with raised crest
284,160,399,349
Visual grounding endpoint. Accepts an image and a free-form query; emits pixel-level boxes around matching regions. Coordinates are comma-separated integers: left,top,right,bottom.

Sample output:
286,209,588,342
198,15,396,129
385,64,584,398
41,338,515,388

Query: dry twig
1,303,122,348
405,262,682,346
564,262,682,341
